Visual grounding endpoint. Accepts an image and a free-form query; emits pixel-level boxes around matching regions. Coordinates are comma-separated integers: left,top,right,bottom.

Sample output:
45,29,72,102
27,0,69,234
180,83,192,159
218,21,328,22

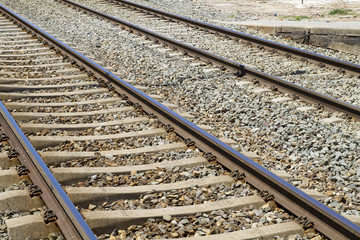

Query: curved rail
3,2,360,239
59,0,360,120
114,0,360,76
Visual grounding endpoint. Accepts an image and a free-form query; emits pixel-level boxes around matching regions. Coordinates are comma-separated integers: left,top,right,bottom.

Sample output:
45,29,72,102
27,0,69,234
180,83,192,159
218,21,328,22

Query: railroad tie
82,196,266,234
53,156,207,184
6,215,60,239
40,142,187,165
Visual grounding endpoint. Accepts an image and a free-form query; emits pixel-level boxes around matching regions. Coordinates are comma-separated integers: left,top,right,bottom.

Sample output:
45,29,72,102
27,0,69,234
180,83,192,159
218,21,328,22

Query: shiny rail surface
1,3,360,240
59,0,360,121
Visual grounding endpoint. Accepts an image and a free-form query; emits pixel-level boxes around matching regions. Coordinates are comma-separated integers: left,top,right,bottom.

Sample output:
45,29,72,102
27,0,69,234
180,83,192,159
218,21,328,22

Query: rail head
4,2,360,239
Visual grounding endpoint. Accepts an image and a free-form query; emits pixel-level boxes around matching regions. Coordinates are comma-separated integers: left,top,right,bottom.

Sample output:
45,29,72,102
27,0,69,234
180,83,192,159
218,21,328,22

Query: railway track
0,113,63,239
23,4,358,231
58,0,360,117
99,0,360,74
0,2,360,240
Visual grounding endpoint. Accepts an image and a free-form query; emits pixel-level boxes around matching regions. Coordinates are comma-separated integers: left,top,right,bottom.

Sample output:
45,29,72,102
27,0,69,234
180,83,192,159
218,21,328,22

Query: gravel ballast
74,0,360,106
1,0,359,227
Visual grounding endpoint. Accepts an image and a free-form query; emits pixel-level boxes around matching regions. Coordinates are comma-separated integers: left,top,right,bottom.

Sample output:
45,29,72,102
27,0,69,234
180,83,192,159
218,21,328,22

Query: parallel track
111,0,360,76
58,0,360,120
0,2,360,240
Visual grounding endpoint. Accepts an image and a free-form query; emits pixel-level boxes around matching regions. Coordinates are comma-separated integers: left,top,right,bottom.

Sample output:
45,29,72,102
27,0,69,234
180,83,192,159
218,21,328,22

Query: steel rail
57,0,245,75
114,0,360,76
58,0,360,120
0,5,97,240
5,2,360,239
0,105,96,240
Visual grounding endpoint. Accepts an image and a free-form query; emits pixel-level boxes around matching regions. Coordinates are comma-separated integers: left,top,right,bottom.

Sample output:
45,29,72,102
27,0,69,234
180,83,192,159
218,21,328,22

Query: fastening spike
0,133,8,142
16,165,29,176
44,210,58,224
133,103,142,110
297,216,314,229
8,149,19,159
204,152,217,161
184,138,195,147
29,184,42,197
146,113,154,119
260,190,275,202
165,124,174,133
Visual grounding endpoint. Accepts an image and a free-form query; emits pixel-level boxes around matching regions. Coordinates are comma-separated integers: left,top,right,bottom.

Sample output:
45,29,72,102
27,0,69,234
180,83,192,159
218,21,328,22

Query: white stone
321,117,344,124
104,67,114,71
148,94,162,101
203,68,220,73
169,52,183,56
179,112,195,119
297,106,317,112
182,57,195,61
240,151,260,160
139,41,153,44
211,3,235,7
236,81,252,86
271,97,292,103
301,189,326,200
198,125,214,132
158,48,171,52
253,88,271,94
219,138,237,145
148,44,162,48
270,170,292,181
